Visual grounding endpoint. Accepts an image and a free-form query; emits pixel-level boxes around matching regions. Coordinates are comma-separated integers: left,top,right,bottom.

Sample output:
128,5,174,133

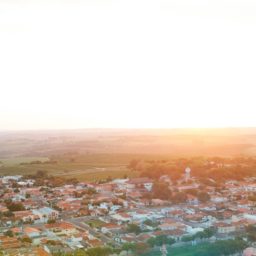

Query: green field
144,240,246,256
144,244,211,256
0,157,49,166
0,154,139,181
86,220,106,228
62,169,138,181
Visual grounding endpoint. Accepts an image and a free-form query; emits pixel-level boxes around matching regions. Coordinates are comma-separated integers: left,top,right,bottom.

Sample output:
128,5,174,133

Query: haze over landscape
1,0,256,130
2,0,256,256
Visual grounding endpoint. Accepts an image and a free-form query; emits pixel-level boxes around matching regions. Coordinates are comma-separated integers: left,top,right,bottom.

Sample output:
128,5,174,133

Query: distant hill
1,128,256,158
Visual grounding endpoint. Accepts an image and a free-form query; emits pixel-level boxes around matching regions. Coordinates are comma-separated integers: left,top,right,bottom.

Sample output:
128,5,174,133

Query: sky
1,0,256,130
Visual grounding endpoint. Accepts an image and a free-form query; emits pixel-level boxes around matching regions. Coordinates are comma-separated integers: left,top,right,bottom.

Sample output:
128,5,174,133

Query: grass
0,157,49,166
86,220,106,228
144,243,217,256
0,155,139,181
63,169,139,182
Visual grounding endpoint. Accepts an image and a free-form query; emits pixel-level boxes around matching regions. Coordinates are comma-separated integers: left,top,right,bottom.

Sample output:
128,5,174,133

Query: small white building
32,207,59,223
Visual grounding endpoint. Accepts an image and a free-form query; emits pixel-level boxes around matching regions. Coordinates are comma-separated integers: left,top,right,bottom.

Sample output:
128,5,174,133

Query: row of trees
190,238,248,256
51,236,248,256
142,238,248,256
181,228,215,242
143,182,210,203
24,170,79,187
147,235,175,247
128,157,256,182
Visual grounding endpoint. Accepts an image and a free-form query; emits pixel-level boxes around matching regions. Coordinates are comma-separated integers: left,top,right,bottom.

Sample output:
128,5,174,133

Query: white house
32,207,59,223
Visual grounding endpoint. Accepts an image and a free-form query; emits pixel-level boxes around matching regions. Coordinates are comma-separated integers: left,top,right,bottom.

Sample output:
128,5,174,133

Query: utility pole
160,244,168,256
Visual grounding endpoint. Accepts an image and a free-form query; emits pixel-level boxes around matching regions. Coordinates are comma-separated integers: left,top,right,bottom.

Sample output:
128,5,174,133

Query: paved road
68,217,112,245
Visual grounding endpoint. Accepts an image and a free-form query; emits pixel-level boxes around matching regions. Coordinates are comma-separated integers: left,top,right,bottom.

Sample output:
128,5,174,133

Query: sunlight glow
1,0,256,130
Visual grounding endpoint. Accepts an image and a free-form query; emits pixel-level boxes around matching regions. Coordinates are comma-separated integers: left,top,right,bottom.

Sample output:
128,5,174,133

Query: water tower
185,167,191,182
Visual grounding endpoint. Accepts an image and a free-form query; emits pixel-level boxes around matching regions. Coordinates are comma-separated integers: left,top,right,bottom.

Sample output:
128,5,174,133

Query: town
1,158,256,256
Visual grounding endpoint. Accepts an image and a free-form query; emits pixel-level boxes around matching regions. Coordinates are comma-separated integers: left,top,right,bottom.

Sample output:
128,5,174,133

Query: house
32,207,59,223
13,210,37,223
0,204,8,213
210,196,228,203
243,247,256,256
159,220,186,231
187,194,199,205
166,209,184,218
21,188,42,197
65,236,84,250
95,184,113,193
151,199,166,206
1,176,22,184
111,179,129,190
177,184,199,192
111,213,131,223
215,222,236,234
101,223,121,234
136,233,151,242
11,227,22,235
17,179,35,187
159,175,172,185
24,227,41,238
127,191,142,199
86,238,104,248
0,246,52,256
125,178,153,192
45,222,79,236
130,210,151,222
57,200,81,211
245,184,256,192
184,213,205,223
0,236,22,249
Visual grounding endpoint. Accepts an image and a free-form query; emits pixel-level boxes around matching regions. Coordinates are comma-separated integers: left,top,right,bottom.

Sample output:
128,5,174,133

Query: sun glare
1,0,256,130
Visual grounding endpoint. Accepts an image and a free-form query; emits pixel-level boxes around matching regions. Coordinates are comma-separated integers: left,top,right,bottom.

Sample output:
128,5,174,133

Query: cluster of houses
1,171,256,255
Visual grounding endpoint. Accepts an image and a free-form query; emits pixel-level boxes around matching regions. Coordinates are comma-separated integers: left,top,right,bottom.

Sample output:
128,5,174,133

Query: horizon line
1,126,256,133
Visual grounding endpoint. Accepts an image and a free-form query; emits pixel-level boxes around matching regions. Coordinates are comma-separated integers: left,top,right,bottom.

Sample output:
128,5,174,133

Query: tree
6,202,25,212
36,170,48,177
47,219,56,224
147,235,175,247
172,192,187,203
182,228,215,242
203,227,215,238
128,159,141,171
122,243,136,254
73,250,88,256
13,188,20,193
127,224,142,234
86,188,97,195
21,237,32,243
12,182,19,188
198,192,210,203
134,243,150,255
86,247,112,256
143,219,157,227
3,211,14,217
246,225,256,241
4,230,13,237
152,182,171,200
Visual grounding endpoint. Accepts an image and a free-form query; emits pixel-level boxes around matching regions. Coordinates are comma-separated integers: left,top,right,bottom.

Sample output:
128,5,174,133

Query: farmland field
0,157,49,166
2,128,256,181
0,154,139,181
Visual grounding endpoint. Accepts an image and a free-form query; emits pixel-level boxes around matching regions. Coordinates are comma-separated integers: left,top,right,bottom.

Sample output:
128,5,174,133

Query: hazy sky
1,0,256,130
